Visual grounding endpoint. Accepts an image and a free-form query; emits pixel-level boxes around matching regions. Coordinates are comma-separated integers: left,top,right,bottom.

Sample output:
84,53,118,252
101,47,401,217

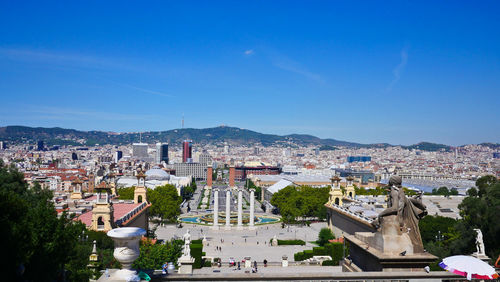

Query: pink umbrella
439,255,499,280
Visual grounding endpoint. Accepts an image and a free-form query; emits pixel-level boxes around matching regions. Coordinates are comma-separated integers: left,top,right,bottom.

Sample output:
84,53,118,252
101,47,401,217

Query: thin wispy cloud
113,82,174,98
0,47,137,71
9,105,161,122
387,48,408,91
272,59,324,83
244,49,254,55
262,46,325,83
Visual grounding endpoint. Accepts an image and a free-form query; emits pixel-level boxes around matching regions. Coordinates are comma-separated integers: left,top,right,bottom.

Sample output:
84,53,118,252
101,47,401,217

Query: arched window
97,216,104,230
349,192,353,198
138,195,143,203
335,198,340,205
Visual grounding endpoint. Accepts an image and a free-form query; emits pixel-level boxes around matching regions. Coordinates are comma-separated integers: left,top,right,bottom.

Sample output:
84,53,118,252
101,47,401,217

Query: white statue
181,230,192,257
182,242,191,257
474,229,485,255
183,230,191,245
272,235,278,246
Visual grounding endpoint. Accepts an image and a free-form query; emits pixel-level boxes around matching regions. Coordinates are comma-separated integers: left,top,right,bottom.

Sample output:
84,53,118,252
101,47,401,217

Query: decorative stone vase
107,227,146,280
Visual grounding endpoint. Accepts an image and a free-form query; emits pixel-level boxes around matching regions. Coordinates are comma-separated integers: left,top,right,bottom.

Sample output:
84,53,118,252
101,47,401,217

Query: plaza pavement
194,265,343,274
154,222,330,263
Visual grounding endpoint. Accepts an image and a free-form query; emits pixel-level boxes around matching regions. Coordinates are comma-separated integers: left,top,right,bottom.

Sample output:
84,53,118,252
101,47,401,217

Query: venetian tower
134,169,148,204
108,171,117,196
345,176,356,199
91,181,115,231
329,175,343,206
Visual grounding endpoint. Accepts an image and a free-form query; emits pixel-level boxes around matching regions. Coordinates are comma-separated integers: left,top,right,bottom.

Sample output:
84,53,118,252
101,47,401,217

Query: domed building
145,166,170,181
116,166,191,197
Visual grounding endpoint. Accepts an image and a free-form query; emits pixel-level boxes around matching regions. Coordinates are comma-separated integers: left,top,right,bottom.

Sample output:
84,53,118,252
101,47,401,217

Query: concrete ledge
149,271,464,281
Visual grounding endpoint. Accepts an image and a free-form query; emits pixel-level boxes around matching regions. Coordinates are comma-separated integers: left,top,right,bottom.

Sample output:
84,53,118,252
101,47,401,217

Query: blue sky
0,1,499,145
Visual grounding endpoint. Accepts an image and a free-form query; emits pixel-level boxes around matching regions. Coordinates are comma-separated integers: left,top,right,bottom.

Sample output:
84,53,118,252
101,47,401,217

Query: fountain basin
179,213,280,225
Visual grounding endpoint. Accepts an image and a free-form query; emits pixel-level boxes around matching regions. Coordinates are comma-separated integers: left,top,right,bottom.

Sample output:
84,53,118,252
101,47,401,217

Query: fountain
107,227,146,281
179,213,280,225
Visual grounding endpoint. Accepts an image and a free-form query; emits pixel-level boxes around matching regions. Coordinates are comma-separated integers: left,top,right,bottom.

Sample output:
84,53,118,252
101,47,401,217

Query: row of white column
212,188,255,230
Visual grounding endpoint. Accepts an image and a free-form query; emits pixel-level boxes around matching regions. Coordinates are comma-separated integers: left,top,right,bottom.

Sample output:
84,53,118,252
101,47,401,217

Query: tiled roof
76,202,148,227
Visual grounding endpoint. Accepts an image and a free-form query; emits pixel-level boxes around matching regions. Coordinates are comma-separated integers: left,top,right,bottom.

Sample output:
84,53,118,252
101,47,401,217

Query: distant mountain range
0,125,497,151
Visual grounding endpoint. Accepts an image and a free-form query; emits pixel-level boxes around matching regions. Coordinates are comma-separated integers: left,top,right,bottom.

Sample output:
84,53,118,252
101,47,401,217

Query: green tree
0,160,87,281
475,175,497,197
270,186,329,223
117,186,135,200
457,176,500,259
317,228,335,246
133,239,183,270
418,215,458,244
182,178,198,201
148,184,182,223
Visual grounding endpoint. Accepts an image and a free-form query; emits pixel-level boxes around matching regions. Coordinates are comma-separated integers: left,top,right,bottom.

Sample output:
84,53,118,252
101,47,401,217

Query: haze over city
1,1,500,145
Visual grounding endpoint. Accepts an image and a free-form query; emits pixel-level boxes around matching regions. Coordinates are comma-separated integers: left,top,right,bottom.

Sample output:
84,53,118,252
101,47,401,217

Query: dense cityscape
1,130,498,195
2,1,500,281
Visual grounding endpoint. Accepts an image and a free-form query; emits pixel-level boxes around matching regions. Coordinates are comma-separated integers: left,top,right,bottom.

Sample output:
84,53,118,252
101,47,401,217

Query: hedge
313,246,326,255
190,243,203,269
324,242,344,264
275,239,306,245
294,242,346,262
203,260,212,267
321,260,336,266
191,239,203,244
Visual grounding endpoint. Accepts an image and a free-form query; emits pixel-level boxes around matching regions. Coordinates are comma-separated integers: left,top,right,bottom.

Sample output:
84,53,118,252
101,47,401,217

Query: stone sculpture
178,229,195,274
183,229,191,245
343,176,436,272
182,230,191,257
474,229,485,256
371,175,428,253
272,235,278,246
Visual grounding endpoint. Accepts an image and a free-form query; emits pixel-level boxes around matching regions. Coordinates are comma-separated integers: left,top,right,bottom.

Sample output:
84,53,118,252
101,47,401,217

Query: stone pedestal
344,233,437,272
178,255,195,274
472,252,490,263
367,215,415,255
237,189,243,230
282,255,288,267
244,257,252,268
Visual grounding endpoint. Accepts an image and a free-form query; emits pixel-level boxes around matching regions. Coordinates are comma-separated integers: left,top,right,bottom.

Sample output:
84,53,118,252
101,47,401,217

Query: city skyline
1,1,499,145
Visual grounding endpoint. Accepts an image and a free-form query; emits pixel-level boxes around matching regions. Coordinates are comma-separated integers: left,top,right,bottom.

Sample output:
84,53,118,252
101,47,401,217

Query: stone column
212,188,219,230
249,188,255,230
225,189,231,230
237,189,243,230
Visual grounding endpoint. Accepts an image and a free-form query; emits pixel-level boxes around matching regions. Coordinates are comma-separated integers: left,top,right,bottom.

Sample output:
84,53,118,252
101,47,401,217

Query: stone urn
107,227,146,280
